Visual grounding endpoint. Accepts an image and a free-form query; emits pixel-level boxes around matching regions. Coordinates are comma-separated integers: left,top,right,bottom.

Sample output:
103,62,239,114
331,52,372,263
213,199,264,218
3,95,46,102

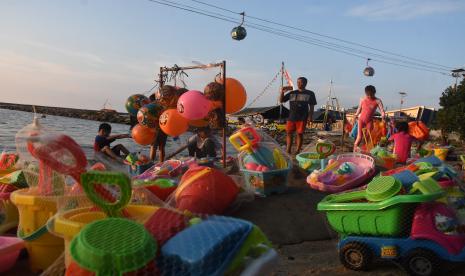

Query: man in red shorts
280,77,317,154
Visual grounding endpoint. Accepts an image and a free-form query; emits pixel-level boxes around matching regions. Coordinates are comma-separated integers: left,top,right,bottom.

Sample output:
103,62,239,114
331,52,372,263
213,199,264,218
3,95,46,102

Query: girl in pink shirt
389,121,415,163
353,85,385,152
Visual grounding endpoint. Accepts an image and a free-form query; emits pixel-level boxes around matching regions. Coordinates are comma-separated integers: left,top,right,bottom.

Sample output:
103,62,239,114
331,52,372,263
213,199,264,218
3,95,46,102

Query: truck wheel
339,242,372,271
402,249,441,276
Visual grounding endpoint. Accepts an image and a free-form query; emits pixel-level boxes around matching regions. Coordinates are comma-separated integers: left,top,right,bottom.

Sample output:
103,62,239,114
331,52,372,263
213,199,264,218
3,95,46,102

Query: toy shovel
330,176,401,203
81,171,132,218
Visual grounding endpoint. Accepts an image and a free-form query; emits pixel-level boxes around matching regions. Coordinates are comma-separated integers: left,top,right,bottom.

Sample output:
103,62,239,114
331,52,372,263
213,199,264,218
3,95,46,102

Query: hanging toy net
15,115,88,196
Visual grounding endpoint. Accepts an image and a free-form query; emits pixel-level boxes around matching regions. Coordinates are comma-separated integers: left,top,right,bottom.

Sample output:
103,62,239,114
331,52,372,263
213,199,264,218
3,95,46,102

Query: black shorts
153,131,168,146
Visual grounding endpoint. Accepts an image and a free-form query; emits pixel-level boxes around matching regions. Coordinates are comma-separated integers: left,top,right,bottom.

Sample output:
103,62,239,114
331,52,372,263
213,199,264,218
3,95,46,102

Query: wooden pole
341,111,346,153
279,62,284,121
222,61,227,168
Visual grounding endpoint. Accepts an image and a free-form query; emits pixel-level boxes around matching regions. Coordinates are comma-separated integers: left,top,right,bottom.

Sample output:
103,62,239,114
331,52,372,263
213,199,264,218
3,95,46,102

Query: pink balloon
177,90,211,120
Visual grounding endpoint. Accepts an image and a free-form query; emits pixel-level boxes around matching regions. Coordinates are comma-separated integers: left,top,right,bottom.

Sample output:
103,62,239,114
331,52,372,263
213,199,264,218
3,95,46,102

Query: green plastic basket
317,180,445,236
70,218,157,276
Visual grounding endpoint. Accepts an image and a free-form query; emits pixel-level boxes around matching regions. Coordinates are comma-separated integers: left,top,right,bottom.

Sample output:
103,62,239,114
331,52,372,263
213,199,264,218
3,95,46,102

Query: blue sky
1,0,464,112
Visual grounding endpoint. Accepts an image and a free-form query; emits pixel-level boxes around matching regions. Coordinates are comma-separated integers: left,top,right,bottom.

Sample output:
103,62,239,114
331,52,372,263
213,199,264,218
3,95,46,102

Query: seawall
0,102,130,124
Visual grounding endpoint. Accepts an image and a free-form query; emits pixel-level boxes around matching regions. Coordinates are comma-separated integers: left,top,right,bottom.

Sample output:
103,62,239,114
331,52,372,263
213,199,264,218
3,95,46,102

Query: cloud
347,0,465,20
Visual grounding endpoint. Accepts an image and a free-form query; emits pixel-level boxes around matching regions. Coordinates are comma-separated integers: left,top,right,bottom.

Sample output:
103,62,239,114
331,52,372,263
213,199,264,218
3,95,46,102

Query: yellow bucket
10,188,83,272
434,148,449,161
52,204,159,267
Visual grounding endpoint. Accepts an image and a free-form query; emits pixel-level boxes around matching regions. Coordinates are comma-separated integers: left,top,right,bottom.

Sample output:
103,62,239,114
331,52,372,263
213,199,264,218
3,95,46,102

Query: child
187,127,219,158
389,121,415,164
353,85,385,152
94,123,130,161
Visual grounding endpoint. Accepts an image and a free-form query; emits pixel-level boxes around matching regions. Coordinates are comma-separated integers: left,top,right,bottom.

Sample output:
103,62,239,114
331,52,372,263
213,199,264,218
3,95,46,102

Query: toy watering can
316,140,336,159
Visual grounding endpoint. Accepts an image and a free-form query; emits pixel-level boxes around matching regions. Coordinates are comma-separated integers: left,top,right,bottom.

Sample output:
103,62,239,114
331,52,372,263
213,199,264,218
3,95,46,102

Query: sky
1,0,464,112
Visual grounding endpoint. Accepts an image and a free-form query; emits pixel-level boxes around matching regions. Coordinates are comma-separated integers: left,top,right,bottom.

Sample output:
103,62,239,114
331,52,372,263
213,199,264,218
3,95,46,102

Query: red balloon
159,109,189,137
132,124,156,145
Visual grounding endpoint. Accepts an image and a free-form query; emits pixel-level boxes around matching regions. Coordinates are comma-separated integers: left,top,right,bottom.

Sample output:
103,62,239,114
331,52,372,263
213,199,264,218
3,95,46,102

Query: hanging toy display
363,58,375,77
231,12,247,41
125,94,150,116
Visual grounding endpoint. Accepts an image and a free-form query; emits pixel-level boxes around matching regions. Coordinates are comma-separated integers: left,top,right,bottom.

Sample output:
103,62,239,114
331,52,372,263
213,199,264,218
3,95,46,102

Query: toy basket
375,156,397,170
238,152,291,196
128,162,154,177
307,153,375,193
296,152,328,173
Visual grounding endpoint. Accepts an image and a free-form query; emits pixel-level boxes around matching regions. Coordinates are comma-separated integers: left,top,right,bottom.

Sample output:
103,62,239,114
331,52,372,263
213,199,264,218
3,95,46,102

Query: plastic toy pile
318,155,465,276
370,146,397,169
0,117,278,276
229,126,291,196
307,153,376,193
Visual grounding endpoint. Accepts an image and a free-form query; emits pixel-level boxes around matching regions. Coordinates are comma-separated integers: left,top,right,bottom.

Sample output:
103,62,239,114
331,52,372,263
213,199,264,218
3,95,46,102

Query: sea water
0,108,233,160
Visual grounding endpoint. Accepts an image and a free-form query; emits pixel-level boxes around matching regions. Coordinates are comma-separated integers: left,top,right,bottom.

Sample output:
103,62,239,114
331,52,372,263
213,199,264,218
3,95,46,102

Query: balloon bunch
126,78,247,146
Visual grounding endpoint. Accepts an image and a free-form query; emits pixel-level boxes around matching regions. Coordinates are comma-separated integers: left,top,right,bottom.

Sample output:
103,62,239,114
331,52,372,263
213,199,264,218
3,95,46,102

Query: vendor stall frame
158,61,227,167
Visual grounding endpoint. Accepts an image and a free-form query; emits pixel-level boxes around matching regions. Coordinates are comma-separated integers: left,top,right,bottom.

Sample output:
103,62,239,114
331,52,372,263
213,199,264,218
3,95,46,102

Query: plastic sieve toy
329,176,402,203
80,171,131,218
69,218,157,276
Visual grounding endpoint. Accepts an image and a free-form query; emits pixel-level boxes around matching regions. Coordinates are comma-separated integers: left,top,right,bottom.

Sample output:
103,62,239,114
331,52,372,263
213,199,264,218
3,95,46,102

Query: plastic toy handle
328,190,367,203
81,171,132,217
229,127,261,153
316,142,336,158
28,134,87,182
229,131,253,153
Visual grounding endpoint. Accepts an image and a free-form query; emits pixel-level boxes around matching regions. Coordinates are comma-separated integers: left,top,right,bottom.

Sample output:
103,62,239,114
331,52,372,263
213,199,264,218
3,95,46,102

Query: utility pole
399,92,407,117
451,68,465,93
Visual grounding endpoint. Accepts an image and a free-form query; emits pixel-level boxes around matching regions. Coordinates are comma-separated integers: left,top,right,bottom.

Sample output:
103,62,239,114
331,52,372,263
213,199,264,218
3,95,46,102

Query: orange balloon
218,78,247,114
159,109,189,136
189,118,209,127
132,124,156,145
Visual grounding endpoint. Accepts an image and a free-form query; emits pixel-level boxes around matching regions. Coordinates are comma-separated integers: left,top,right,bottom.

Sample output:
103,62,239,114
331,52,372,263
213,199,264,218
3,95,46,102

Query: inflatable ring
27,134,87,181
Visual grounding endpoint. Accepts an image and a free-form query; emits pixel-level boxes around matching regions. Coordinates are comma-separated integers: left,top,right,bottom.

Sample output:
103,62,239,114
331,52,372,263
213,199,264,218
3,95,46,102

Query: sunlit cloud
347,0,465,20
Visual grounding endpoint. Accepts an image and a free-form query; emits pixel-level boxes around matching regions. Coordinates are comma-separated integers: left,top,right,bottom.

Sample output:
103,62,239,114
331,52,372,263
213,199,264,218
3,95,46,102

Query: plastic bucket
296,152,325,172
10,188,72,272
434,148,449,161
0,184,18,234
53,205,159,267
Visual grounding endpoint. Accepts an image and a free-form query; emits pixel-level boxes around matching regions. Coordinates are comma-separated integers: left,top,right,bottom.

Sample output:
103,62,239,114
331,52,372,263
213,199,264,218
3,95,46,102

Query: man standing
280,77,317,154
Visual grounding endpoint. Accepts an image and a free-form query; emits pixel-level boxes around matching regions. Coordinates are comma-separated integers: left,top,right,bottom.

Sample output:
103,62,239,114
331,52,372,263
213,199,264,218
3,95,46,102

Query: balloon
189,118,209,128
159,109,189,137
177,90,211,120
217,78,247,114
204,82,224,101
132,124,157,145
137,103,163,128
125,94,150,116
158,85,179,108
